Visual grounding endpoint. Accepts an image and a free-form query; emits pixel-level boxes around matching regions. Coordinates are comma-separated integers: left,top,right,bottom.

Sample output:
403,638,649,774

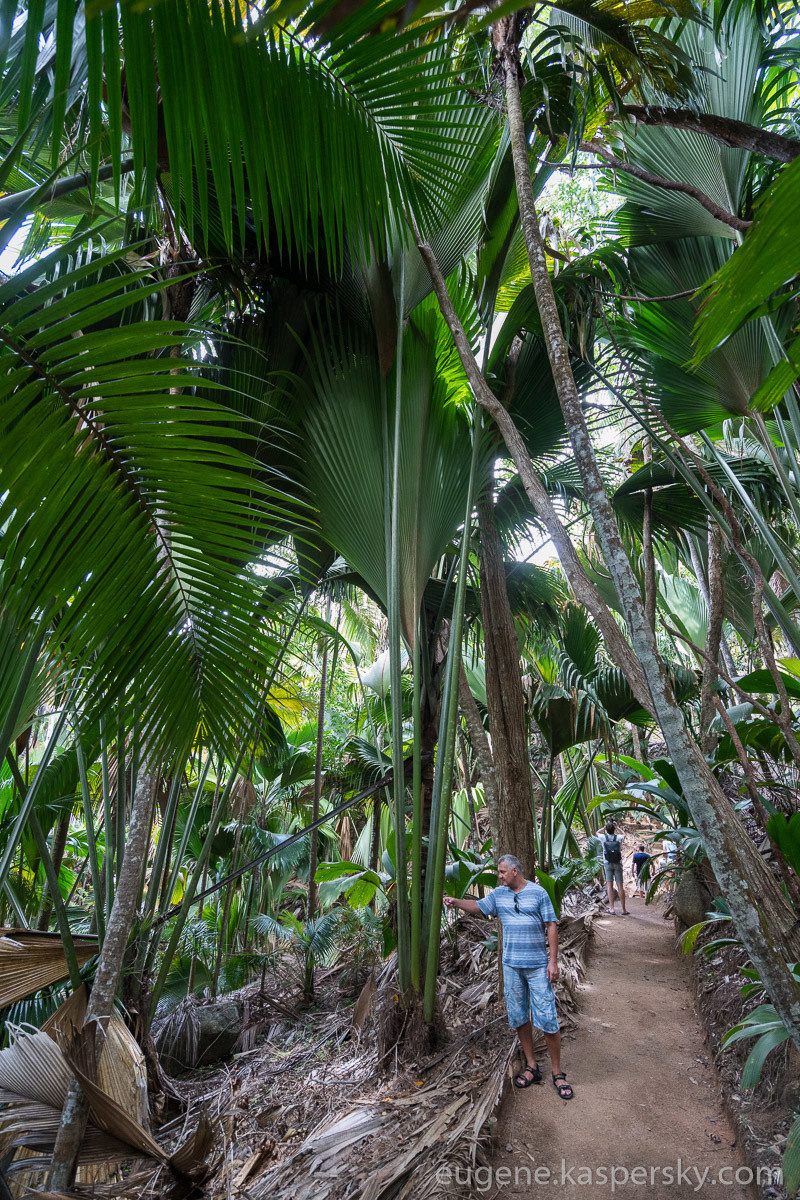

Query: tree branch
407,206,652,710
581,139,751,233
618,106,800,164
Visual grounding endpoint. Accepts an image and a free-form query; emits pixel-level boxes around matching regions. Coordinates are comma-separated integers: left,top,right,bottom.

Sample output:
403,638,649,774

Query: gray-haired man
444,854,573,1099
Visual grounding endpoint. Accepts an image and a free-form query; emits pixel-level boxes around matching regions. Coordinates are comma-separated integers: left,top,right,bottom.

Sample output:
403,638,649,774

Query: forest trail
490,898,755,1200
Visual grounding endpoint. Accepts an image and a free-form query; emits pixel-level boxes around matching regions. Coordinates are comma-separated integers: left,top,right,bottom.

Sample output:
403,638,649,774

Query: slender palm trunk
700,523,725,756
494,24,800,1038
48,768,157,1188
642,441,657,633
457,726,480,848
36,810,71,931
305,633,329,1000
212,816,244,998
687,534,736,677
458,664,500,851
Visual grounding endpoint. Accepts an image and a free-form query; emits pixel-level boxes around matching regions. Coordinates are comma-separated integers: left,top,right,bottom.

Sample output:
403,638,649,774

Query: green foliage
254,906,354,990
535,862,583,917
766,812,800,878
694,156,800,362
315,860,389,910
444,848,497,899
0,242,300,760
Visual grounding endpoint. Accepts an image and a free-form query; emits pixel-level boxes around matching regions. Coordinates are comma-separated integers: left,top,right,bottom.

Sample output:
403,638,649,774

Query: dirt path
489,898,756,1199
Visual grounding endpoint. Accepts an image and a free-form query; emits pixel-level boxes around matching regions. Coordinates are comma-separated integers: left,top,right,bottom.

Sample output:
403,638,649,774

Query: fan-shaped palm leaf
301,298,476,646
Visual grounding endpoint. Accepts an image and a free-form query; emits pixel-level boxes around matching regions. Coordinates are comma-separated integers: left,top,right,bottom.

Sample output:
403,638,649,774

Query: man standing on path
599,820,628,916
444,854,573,1099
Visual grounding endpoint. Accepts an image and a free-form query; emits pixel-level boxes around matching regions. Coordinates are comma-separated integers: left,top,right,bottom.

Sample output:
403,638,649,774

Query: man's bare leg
606,879,616,913
544,1029,561,1075
515,1019,537,1068
545,1029,573,1096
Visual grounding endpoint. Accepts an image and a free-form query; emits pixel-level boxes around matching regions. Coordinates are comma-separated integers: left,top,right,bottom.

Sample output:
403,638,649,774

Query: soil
490,897,757,1200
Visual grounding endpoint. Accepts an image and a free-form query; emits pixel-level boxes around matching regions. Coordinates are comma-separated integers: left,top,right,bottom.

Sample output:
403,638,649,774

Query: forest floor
490,896,757,1200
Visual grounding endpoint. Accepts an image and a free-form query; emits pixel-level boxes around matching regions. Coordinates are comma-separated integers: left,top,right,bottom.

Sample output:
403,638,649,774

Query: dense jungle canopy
1,0,800,1191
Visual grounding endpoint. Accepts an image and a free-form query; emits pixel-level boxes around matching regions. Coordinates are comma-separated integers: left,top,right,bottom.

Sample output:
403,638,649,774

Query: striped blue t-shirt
477,882,558,968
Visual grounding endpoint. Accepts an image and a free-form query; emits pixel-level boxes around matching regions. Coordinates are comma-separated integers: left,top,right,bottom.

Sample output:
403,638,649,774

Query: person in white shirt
598,820,628,916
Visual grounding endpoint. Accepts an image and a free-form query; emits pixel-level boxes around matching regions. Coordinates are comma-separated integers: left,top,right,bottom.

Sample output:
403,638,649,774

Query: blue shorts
503,964,559,1034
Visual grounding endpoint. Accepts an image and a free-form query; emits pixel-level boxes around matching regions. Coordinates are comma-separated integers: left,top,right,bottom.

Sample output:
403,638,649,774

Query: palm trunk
477,488,537,875
305,633,329,1001
457,726,480,848
642,441,657,633
187,771,222,997
494,26,800,1037
36,810,71,931
212,816,244,999
687,535,736,678
369,792,384,912
458,664,500,852
700,523,725,756
48,768,157,1189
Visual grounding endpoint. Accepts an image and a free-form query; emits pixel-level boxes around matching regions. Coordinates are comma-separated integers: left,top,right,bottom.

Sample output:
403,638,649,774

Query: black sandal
552,1072,574,1100
514,1062,542,1089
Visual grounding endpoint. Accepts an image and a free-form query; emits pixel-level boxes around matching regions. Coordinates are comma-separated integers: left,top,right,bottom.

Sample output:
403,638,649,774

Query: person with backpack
599,820,628,916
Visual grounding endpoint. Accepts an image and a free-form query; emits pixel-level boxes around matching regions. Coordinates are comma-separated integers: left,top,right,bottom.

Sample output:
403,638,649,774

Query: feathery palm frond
0,239,304,758
7,0,493,266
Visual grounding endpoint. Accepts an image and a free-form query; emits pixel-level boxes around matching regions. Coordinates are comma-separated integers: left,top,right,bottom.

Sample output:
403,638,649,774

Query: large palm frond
301,296,477,645
0,239,304,757
6,0,493,266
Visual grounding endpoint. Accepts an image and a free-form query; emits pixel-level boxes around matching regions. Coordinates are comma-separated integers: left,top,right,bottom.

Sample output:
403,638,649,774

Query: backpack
602,834,622,864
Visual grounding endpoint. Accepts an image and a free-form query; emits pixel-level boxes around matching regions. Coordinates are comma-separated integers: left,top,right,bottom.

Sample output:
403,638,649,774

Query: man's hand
444,896,457,909
547,959,559,984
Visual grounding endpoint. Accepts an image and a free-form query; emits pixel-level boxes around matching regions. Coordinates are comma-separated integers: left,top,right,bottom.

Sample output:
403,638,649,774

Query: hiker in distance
599,820,628,916
444,854,573,1099
631,843,651,898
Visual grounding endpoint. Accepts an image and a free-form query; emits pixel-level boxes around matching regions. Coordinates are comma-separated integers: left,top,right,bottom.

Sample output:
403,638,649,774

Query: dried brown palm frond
0,931,98,1011
0,1024,211,1190
153,995,202,1073
336,813,354,862
42,986,148,1129
231,775,257,821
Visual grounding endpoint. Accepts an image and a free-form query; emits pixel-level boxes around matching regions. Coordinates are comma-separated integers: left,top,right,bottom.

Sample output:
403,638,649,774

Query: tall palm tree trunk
36,809,71,931
700,523,725,756
477,489,537,875
458,664,500,850
411,17,800,1050
305,631,330,1001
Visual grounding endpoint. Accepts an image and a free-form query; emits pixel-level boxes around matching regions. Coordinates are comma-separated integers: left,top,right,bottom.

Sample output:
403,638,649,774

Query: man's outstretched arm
444,895,482,915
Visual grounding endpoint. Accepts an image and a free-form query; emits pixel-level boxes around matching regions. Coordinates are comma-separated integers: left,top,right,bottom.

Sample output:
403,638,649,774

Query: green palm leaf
0,239,303,758
693,155,800,360
301,298,477,645
10,0,493,266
